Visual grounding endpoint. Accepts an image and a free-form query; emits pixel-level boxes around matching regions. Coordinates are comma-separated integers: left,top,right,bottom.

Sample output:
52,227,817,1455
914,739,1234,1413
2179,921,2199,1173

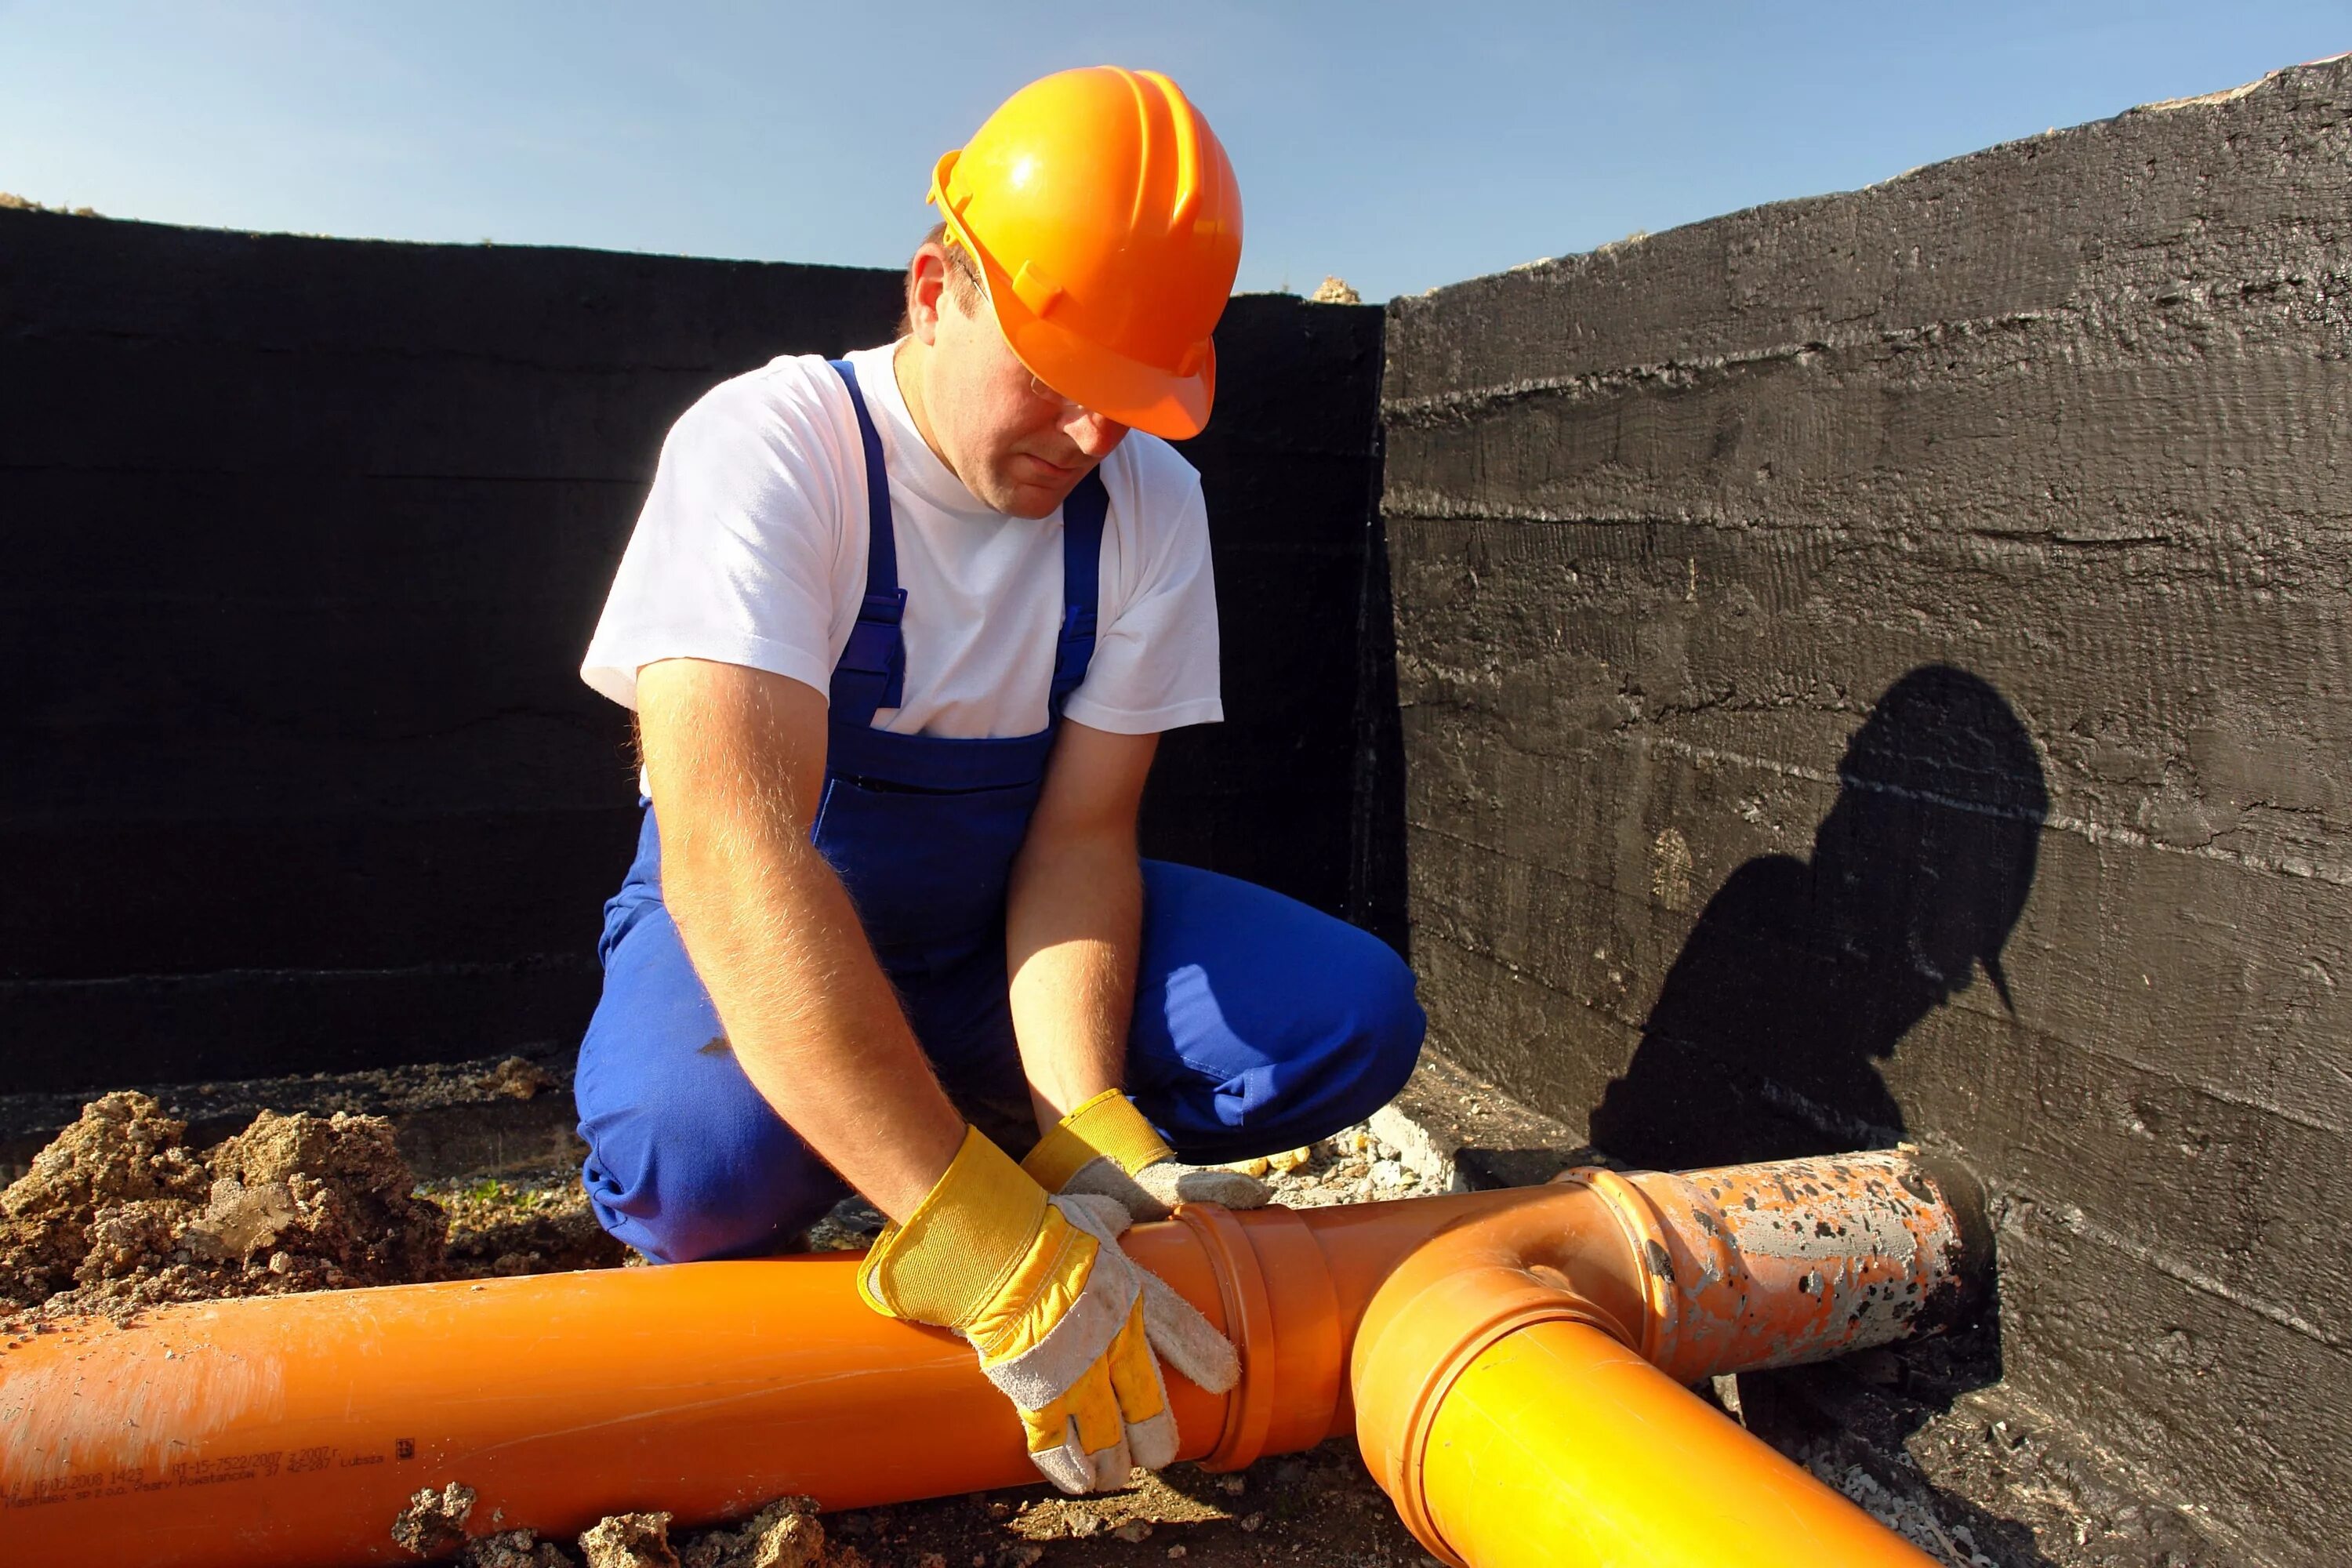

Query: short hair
898,220,986,336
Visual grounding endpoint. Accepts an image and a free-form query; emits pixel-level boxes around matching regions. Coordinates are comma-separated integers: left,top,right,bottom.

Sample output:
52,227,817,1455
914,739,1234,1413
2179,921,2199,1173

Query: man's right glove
1020,1087,1271,1221
857,1127,1240,1494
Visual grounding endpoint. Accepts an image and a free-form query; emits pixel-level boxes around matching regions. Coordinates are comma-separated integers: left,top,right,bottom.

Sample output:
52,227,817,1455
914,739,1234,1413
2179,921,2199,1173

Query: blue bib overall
576,360,1425,1263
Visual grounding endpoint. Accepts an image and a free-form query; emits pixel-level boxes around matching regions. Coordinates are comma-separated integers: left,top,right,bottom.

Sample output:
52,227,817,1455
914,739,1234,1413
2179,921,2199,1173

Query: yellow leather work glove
1022,1088,1271,1221
858,1127,1240,1494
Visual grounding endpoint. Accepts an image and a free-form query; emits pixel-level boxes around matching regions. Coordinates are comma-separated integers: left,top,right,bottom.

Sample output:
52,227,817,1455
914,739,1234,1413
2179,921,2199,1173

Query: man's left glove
1022,1088,1270,1221
858,1127,1240,1494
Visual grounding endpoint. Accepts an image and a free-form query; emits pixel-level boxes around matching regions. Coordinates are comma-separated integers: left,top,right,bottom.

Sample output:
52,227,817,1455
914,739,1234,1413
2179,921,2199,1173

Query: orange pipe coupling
0,1150,1983,1568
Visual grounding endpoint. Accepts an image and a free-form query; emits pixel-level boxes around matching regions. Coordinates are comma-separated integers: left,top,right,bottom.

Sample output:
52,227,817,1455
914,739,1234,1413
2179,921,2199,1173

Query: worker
572,67,1425,1494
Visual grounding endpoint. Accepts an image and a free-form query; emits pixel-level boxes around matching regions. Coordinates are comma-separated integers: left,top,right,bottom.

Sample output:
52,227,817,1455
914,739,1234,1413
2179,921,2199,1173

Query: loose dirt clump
384,1492,864,1568
579,1512,682,1568
201,1107,448,1287
677,1495,851,1568
1,1092,210,1304
0,1092,447,1315
484,1055,558,1100
394,1482,481,1558
463,1530,575,1568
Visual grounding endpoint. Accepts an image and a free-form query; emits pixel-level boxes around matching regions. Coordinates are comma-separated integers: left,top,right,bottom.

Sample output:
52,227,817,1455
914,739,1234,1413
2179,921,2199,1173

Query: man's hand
1023,1088,1270,1220
859,1128,1239,1493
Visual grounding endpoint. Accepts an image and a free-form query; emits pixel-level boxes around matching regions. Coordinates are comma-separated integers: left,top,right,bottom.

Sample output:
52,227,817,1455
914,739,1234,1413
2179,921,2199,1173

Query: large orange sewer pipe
0,1149,1983,1567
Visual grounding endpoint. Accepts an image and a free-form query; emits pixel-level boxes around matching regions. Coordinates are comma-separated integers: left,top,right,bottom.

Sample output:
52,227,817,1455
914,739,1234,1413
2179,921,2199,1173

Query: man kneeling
573,67,1424,1494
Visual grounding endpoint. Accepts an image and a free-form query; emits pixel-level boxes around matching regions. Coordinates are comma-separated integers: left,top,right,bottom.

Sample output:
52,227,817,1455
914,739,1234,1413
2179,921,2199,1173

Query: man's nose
1063,410,1129,460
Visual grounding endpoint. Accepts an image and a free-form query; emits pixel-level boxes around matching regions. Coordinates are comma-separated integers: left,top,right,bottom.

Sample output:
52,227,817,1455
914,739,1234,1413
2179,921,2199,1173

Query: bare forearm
638,662,962,1223
1007,831,1143,1130
664,828,962,1220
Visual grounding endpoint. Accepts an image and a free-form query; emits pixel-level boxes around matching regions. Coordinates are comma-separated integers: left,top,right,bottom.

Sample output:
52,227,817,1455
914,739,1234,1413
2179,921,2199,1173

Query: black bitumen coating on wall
1,209,1393,1091
1381,56,2352,1566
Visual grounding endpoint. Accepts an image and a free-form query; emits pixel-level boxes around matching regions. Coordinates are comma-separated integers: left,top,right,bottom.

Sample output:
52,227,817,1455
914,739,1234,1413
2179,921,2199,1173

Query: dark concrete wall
1381,57,2352,1566
2,209,1390,1091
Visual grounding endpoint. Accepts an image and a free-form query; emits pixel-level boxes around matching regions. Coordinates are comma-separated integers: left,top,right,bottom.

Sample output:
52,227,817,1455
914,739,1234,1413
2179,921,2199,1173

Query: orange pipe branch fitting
1352,1156,1987,1567
0,1151,1983,1568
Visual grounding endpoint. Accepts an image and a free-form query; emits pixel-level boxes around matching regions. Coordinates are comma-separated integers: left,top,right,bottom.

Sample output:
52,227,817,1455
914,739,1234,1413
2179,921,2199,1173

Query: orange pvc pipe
1416,1320,1939,1567
0,1152,1981,1568
1350,1153,1982,1567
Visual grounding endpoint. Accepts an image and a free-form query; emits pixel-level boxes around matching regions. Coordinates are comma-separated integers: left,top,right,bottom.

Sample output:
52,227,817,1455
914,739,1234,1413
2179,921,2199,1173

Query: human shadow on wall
1590,663,2047,1171
1591,664,2055,1564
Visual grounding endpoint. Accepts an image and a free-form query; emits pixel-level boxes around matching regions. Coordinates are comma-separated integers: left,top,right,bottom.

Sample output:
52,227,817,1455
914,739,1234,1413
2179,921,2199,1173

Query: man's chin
982,470,1080,520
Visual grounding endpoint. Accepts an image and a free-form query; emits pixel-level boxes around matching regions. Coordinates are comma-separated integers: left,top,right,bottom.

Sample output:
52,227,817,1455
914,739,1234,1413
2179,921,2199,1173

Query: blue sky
2,2,2345,302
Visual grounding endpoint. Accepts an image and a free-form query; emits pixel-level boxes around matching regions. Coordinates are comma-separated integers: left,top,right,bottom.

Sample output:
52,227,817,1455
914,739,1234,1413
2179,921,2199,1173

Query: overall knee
578,1095,828,1265
1341,938,1427,1117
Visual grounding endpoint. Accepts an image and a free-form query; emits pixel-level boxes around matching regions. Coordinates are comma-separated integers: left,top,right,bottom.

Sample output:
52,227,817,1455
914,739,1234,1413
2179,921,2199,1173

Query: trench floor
0,1053,2214,1567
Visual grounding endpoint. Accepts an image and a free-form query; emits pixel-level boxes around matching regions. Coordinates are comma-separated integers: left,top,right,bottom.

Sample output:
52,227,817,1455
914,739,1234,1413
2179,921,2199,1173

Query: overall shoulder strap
826,359,908,723
1048,470,1109,720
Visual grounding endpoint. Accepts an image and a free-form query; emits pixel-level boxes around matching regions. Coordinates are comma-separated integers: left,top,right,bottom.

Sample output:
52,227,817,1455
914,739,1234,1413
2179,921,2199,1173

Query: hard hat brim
934,174,1217,441
994,280,1218,442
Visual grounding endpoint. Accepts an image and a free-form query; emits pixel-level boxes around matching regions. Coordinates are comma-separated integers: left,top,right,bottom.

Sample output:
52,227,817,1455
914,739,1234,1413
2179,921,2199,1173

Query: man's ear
906,244,953,347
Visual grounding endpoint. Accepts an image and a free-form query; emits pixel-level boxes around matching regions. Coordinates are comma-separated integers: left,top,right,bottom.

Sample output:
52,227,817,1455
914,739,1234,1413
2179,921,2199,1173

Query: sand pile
0,1091,446,1312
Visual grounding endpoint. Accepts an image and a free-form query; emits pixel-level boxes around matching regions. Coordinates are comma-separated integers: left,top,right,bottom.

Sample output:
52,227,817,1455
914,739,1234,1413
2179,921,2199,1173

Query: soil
1735,1344,2225,1568
0,1080,623,1326
0,1092,446,1316
408,1450,1425,1568
423,1167,630,1279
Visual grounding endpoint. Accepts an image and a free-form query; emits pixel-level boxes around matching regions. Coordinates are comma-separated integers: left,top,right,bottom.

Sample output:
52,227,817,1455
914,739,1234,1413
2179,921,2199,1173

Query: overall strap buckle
834,587,909,714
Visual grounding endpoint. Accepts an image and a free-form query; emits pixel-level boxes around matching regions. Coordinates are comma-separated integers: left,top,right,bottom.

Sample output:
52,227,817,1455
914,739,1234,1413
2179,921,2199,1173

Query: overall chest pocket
811,773,1047,952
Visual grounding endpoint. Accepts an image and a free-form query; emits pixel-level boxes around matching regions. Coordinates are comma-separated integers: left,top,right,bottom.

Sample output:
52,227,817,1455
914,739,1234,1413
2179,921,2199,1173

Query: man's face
906,246,1130,518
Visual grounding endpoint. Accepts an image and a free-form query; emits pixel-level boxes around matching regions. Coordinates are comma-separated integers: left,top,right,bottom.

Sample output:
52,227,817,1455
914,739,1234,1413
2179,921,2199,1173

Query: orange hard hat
929,67,1243,440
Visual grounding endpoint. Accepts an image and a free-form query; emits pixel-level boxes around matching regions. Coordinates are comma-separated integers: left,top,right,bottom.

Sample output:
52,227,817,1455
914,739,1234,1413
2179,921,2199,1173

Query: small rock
1067,1511,1106,1538
486,1057,557,1101
580,1511,680,1568
1265,1146,1312,1174
1112,1520,1152,1543
390,1482,477,1559
745,1501,827,1568
677,1494,829,1568
1167,1548,1189,1560
1239,1512,1265,1534
1369,1159,1410,1192
1216,1475,1246,1496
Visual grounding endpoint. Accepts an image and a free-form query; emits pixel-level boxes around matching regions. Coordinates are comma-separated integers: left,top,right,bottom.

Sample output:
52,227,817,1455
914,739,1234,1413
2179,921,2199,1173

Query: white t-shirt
582,343,1224,749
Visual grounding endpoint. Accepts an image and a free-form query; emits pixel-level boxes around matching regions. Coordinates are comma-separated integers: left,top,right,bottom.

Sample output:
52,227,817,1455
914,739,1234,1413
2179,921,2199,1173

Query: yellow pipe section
0,1150,1981,1567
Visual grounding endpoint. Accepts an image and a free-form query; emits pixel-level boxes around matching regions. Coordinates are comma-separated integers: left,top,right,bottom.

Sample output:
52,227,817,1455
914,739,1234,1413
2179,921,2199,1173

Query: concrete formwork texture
1383,53,2352,1567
